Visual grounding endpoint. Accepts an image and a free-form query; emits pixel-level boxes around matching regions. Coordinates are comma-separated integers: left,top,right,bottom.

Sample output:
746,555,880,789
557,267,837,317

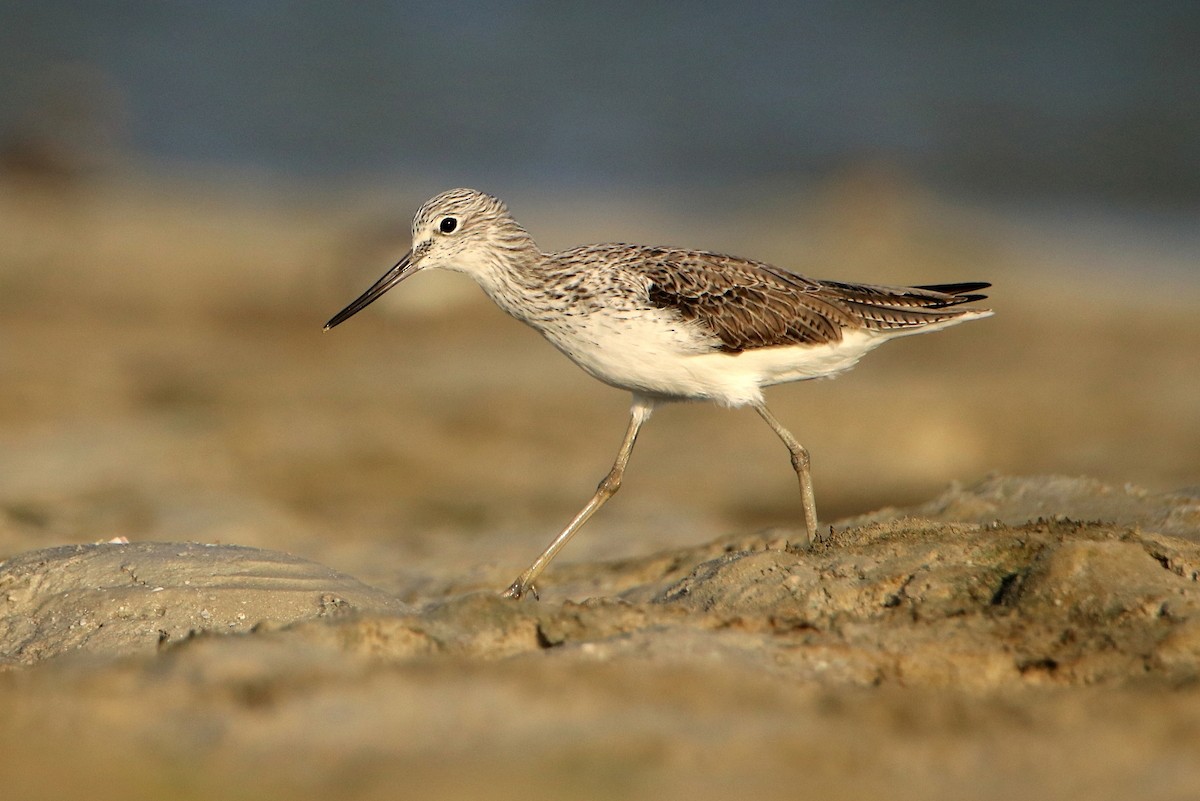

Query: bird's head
324,188,533,330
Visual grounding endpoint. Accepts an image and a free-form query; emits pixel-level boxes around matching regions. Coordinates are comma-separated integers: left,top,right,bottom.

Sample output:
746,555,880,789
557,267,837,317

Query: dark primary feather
636,248,990,353
912,282,991,303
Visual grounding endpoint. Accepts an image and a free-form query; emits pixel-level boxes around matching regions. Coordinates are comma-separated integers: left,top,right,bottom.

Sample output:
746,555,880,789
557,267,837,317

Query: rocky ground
1,170,1198,800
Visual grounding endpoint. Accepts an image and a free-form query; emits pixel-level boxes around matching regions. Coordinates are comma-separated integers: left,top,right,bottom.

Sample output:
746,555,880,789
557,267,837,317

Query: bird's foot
801,523,832,547
501,578,539,601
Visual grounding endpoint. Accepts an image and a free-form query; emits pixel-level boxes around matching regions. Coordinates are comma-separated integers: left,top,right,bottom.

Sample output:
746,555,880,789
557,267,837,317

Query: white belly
533,309,991,408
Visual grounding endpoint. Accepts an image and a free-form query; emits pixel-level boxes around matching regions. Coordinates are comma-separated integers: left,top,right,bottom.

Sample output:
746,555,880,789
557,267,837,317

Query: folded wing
639,248,991,353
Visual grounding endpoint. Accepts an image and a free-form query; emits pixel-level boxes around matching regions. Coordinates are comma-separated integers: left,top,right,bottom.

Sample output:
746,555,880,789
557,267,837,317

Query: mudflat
2,172,1198,800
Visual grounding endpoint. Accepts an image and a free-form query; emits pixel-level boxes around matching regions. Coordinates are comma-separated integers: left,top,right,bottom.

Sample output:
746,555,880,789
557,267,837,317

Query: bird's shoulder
551,244,814,290
542,244,990,353
550,244,846,351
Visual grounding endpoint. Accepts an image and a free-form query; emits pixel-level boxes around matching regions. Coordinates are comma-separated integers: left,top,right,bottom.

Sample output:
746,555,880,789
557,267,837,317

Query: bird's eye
439,217,458,234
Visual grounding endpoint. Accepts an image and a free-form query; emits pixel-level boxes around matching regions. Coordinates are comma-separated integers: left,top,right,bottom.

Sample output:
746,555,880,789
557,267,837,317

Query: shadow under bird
325,188,992,599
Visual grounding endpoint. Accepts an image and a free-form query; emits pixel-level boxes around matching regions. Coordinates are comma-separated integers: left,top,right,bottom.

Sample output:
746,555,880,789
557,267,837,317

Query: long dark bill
323,251,417,331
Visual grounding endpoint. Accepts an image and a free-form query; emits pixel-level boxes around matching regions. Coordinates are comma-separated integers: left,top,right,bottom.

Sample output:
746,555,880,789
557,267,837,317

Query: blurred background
1,1,1197,597
3,1,1198,199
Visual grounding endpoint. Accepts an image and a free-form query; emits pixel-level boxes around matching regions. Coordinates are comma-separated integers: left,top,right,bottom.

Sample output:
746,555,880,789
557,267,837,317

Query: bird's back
507,244,990,405
544,244,989,352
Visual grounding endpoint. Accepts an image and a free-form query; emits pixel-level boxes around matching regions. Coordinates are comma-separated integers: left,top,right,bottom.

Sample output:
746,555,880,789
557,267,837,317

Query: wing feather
629,247,990,353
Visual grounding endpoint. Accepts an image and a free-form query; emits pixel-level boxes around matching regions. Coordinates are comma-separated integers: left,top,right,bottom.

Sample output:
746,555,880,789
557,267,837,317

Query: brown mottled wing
635,247,990,353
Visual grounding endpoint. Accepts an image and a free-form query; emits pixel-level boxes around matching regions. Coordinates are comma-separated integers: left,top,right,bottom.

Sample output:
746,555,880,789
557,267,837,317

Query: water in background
1,1,1197,206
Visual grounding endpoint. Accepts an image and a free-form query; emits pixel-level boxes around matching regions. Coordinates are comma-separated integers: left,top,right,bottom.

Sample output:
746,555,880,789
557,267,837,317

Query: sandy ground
1,168,1199,799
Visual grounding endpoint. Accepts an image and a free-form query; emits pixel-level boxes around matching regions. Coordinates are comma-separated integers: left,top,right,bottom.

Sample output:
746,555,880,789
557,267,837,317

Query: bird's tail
820,280,993,333
911,282,991,306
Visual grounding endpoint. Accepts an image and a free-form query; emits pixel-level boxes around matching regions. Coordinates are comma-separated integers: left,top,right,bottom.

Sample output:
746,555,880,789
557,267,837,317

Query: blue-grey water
1,1,1198,204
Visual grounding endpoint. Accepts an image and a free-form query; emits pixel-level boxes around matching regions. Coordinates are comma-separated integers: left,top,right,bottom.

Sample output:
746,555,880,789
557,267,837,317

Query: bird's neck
468,237,548,320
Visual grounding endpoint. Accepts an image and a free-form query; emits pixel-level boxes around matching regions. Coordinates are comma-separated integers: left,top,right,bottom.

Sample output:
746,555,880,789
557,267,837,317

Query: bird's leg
502,397,654,600
753,403,822,545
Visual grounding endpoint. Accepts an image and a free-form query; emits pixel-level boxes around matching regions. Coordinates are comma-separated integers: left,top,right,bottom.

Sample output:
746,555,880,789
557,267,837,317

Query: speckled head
323,188,537,330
